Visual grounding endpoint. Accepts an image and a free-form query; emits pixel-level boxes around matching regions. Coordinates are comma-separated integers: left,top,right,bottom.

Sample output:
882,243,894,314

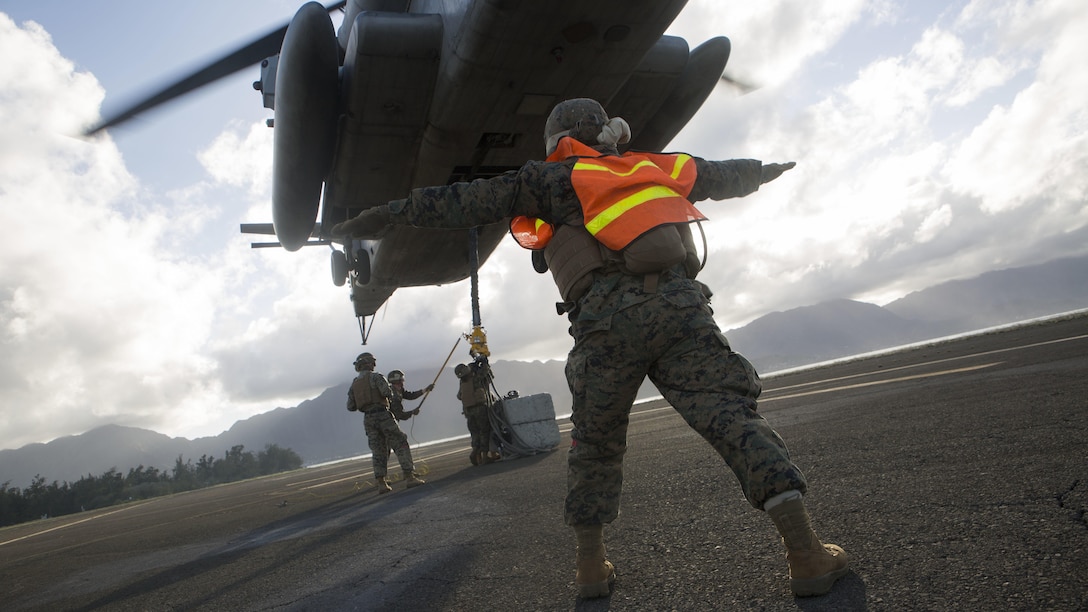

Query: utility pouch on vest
544,225,605,303
622,224,688,274
458,378,476,410
678,223,701,279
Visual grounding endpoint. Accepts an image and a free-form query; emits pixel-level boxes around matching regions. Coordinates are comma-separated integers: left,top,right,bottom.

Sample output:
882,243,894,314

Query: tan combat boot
767,498,849,596
405,472,426,489
574,525,616,598
375,476,393,494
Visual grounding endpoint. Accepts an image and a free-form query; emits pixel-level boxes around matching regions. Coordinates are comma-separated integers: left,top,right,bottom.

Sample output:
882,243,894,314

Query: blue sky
1,0,1086,451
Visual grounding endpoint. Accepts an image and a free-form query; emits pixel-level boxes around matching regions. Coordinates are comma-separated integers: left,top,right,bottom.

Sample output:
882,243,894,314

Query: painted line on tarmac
764,362,1000,402
0,503,146,547
767,333,1087,394
623,362,1000,417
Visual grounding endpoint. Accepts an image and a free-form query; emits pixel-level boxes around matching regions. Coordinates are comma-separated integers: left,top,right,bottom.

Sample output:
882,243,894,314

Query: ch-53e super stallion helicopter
87,0,745,344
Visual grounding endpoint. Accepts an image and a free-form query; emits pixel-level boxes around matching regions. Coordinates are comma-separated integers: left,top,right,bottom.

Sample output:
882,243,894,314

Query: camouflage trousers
364,410,415,478
564,288,807,526
464,404,492,453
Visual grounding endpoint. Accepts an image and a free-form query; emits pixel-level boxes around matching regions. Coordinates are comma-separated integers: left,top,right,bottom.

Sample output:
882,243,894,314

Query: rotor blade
85,1,347,135
719,73,760,95
85,28,286,135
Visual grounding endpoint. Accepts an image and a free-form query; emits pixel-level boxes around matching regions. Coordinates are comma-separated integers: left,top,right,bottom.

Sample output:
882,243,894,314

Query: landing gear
352,247,371,285
333,242,372,288
345,241,375,345
331,249,348,286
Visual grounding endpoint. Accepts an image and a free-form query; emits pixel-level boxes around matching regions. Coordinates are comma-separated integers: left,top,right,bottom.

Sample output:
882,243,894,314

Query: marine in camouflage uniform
387,369,433,421
333,99,847,598
456,362,498,465
346,353,425,492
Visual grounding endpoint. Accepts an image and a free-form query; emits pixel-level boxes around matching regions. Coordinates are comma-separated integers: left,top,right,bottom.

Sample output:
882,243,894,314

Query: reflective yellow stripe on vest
580,183,685,236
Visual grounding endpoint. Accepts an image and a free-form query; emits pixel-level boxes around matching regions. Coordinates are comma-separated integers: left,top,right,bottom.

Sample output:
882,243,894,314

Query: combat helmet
388,369,404,384
354,352,376,371
454,363,470,378
544,98,630,156
544,98,608,155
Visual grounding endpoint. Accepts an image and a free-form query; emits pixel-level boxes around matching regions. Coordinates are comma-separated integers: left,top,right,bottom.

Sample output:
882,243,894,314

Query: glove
412,408,421,416
760,161,796,184
330,204,392,238
425,384,435,392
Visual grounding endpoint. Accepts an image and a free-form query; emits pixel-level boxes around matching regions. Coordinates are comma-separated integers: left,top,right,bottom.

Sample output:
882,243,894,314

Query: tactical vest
351,372,388,411
511,139,704,302
459,377,486,408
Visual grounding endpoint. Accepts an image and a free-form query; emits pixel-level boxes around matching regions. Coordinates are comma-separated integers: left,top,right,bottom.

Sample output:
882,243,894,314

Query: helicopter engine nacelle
272,2,339,252
627,36,732,151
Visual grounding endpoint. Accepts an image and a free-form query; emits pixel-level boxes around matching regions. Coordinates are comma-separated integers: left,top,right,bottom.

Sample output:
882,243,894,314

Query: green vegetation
0,444,302,528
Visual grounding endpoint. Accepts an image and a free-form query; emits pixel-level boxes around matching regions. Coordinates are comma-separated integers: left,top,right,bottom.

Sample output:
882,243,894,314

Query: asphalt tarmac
2,312,1086,611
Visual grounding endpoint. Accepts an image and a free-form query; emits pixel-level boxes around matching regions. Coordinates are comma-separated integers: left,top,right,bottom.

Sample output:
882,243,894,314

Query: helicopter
87,0,737,341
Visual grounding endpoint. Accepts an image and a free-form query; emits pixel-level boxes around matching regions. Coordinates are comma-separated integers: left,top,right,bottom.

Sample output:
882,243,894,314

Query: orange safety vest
510,137,705,251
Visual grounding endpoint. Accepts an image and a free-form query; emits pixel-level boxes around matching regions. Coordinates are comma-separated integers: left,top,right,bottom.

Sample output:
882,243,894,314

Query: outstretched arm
688,158,795,202
331,172,524,238
330,160,582,238
402,388,427,400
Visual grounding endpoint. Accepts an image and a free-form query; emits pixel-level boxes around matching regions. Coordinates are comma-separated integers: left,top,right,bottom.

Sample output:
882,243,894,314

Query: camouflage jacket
389,387,425,421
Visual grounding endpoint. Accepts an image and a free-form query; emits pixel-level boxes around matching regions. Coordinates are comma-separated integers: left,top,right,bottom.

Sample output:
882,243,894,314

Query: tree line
0,444,302,528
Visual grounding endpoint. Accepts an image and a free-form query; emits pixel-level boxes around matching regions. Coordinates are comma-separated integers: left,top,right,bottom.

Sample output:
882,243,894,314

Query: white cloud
199,121,274,192
914,204,954,243
947,0,1088,213
668,0,871,89
662,0,1088,329
0,17,101,139
0,16,306,448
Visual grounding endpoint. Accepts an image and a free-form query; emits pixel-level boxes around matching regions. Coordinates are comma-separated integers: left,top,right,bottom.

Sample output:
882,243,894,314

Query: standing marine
455,361,499,465
332,98,848,598
387,369,434,420
346,352,426,493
